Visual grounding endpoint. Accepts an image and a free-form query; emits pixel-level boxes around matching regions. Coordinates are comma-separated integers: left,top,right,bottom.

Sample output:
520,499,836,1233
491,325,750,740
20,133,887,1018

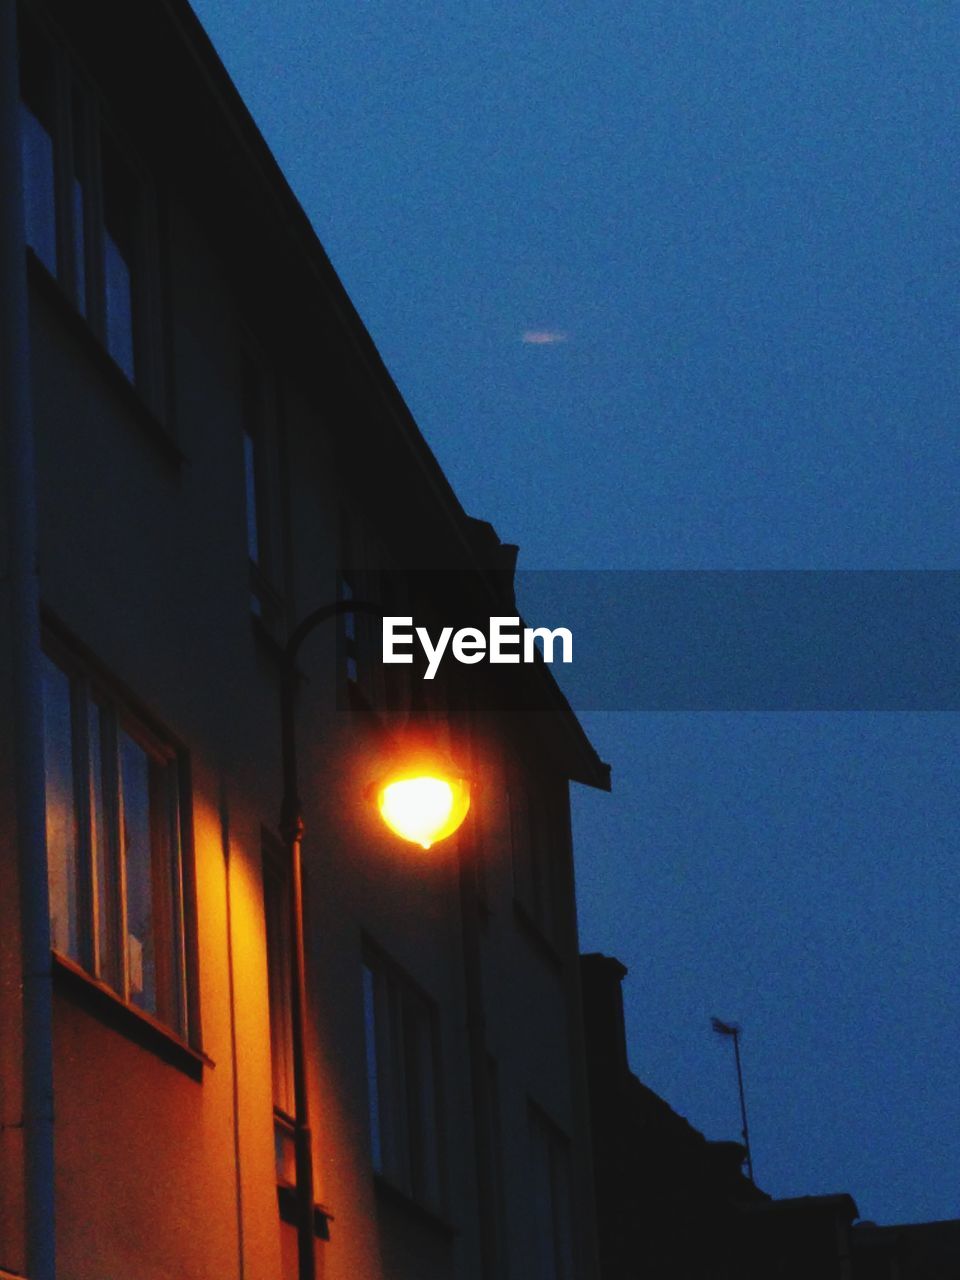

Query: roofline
40,0,610,789
163,1,611,789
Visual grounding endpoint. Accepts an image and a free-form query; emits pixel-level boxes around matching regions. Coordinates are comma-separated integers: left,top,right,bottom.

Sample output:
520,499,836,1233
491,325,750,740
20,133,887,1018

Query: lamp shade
376,768,470,849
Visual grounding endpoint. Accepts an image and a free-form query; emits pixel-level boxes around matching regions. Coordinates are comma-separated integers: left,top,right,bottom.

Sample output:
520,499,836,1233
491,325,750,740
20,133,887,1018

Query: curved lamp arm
280,599,381,840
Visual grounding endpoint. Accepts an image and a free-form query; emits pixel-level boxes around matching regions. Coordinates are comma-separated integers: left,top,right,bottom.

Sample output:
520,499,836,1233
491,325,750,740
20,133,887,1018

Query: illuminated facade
0,2,609,1278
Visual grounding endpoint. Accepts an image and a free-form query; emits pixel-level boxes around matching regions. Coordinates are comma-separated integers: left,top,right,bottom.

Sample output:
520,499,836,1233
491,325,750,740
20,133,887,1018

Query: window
486,1056,508,1267
262,841,296,1187
19,16,58,276
338,512,361,688
41,644,191,1037
241,349,284,625
362,947,443,1211
18,15,162,397
339,573,359,686
510,773,565,943
528,1104,575,1280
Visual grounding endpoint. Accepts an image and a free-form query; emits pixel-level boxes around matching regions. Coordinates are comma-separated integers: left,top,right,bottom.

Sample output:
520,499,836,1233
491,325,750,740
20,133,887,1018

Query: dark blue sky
191,0,959,1223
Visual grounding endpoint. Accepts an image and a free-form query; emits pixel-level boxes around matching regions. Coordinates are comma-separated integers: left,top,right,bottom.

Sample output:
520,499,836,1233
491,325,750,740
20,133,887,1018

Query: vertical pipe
0,1,57,1275
287,821,316,1280
280,653,315,1280
276,600,376,1280
457,830,498,1279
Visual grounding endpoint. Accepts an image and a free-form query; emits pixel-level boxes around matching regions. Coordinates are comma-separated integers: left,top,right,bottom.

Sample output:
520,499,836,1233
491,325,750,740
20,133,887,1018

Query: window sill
277,1183,332,1240
52,950,210,1081
513,899,564,973
26,250,182,469
373,1174,457,1238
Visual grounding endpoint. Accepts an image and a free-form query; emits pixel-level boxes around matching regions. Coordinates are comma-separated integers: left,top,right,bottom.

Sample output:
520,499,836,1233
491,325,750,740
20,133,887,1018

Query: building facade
0,3,610,1277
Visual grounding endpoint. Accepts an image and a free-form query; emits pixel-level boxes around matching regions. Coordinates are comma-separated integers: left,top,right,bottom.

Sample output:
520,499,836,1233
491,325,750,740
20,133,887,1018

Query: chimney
580,953,630,1083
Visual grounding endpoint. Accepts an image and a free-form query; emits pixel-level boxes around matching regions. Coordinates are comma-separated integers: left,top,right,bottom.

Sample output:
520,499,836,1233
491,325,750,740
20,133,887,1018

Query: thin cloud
521,330,568,345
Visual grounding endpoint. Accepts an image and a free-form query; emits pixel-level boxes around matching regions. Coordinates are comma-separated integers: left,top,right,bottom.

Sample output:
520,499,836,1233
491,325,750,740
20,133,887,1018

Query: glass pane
101,137,137,381
362,964,383,1172
19,24,57,274
41,656,78,958
340,577,356,640
243,430,259,564
119,730,155,1013
70,88,87,315
104,231,134,378
411,1003,440,1207
164,767,187,1031
20,105,57,274
383,977,407,1186
89,705,112,982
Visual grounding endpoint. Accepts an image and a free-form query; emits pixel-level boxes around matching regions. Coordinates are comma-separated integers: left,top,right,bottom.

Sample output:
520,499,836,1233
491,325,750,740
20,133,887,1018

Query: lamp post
278,599,471,1280
279,599,376,1280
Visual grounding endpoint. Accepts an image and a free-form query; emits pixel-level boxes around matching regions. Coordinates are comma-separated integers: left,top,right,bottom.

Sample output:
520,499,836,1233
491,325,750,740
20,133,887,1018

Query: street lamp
279,599,470,1280
377,766,471,850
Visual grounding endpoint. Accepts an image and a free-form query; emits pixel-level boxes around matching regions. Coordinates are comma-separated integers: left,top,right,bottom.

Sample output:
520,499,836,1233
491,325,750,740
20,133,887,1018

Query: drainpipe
0,3,57,1277
457,833,498,1280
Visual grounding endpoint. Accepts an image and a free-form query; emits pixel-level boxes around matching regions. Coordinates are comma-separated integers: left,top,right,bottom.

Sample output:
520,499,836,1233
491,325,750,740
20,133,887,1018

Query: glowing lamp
377,772,470,849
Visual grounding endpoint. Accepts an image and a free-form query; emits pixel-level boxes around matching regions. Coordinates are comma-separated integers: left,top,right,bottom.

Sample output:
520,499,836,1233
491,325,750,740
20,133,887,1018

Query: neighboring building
581,954,869,1280
0,3,610,1278
852,1220,960,1280
581,954,767,1279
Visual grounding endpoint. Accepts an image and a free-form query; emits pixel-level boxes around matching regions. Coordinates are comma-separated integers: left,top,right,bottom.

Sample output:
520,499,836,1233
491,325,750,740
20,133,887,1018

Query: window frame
239,335,287,632
361,940,447,1215
40,627,199,1048
510,767,568,951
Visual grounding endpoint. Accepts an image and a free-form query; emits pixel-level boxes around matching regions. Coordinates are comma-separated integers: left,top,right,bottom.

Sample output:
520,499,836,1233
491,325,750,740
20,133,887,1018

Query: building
581,954,767,1279
581,954,872,1280
852,1219,960,1280
0,2,610,1277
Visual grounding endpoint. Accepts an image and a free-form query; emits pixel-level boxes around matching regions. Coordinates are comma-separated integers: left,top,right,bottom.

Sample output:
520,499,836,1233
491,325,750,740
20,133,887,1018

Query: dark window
241,349,284,626
362,948,443,1211
18,19,58,275
339,513,360,687
69,84,88,315
17,18,161,398
340,573,359,685
487,1056,508,1266
101,135,139,380
529,1104,574,1280
510,774,564,942
41,646,191,1036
